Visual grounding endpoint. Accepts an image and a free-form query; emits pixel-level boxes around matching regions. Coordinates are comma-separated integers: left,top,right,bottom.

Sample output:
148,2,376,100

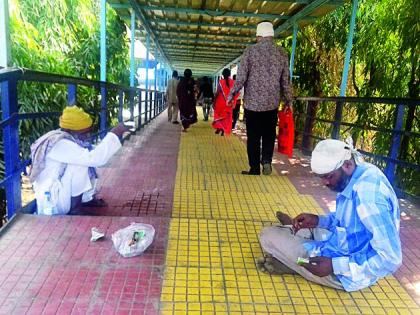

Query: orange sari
212,78,238,135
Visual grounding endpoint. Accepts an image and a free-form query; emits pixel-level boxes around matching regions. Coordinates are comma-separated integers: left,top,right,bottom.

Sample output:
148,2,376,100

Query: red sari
212,78,238,135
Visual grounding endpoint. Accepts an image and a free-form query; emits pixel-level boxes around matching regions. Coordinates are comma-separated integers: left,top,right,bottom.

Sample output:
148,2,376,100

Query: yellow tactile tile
160,115,420,314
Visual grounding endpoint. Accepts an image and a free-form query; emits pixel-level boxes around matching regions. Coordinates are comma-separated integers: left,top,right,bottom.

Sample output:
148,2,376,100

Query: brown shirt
229,38,293,112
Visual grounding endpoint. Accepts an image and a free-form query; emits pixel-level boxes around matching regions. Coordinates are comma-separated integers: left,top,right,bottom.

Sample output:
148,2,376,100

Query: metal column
99,0,107,136
100,0,107,82
0,0,11,67
339,0,358,96
145,33,150,123
129,10,136,121
289,24,298,82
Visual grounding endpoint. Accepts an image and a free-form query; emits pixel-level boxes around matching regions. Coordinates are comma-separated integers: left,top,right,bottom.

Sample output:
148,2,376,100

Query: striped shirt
304,163,402,291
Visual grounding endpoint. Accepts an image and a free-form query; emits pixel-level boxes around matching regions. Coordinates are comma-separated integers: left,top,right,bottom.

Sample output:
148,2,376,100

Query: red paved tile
0,215,170,314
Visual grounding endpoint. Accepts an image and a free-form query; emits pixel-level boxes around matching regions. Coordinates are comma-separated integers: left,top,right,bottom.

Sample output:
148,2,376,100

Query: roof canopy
110,0,344,77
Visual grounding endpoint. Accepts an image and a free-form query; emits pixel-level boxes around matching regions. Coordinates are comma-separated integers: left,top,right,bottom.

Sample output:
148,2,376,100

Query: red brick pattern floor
0,114,180,315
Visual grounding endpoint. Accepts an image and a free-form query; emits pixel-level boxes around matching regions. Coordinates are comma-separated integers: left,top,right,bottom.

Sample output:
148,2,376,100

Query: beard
328,168,351,192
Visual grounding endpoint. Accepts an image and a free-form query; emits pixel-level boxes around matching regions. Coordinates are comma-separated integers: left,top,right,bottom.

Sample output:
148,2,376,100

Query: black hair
184,68,192,79
233,74,237,80
172,70,178,78
222,68,231,87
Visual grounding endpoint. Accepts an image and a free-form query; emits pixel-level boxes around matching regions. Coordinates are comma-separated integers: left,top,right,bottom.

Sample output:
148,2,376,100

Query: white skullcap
256,22,274,37
311,138,363,175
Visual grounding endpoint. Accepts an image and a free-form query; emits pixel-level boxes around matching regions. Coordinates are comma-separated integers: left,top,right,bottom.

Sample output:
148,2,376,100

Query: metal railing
293,96,420,197
0,67,166,220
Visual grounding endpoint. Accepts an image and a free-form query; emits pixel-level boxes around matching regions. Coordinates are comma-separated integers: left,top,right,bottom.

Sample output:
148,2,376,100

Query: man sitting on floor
29,106,128,215
258,139,402,291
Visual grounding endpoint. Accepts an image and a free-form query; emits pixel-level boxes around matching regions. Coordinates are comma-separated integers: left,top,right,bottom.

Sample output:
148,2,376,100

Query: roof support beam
151,36,252,46
138,5,297,20
156,30,254,41
151,18,256,30
274,0,331,36
161,43,242,52
128,0,171,68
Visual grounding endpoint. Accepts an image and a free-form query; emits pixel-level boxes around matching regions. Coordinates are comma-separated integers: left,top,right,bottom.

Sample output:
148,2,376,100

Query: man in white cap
227,21,292,176
257,139,402,291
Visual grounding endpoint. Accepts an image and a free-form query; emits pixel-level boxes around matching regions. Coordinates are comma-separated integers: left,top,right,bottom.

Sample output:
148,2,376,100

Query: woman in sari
212,68,238,136
177,69,197,132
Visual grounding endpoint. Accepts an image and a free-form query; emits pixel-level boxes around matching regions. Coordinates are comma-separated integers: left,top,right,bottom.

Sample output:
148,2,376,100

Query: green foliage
279,0,419,195
4,0,130,165
0,0,130,219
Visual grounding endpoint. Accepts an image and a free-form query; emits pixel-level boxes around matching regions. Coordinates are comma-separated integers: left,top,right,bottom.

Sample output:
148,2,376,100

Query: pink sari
212,78,238,135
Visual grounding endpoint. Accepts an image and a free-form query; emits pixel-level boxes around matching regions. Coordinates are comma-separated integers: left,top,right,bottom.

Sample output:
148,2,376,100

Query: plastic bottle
43,191,56,215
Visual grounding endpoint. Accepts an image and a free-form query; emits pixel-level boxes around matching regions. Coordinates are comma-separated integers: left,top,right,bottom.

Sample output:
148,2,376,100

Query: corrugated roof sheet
109,0,344,76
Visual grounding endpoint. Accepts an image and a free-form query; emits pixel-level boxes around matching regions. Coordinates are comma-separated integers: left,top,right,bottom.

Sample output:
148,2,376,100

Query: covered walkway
0,111,419,314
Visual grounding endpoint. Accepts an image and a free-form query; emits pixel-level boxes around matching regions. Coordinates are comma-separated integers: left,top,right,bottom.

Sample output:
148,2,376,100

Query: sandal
81,198,108,207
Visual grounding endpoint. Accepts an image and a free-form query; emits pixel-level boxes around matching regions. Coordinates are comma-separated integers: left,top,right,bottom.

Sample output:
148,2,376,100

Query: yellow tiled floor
161,117,420,314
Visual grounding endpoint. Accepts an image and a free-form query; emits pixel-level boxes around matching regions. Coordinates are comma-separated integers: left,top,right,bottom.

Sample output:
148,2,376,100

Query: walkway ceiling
109,0,344,77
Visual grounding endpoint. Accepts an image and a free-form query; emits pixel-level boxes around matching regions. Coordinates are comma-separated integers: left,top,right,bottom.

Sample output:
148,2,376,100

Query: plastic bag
277,107,295,158
111,223,155,258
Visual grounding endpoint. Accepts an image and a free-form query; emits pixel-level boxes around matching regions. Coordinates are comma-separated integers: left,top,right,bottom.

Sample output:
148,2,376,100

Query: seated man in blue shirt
258,139,402,291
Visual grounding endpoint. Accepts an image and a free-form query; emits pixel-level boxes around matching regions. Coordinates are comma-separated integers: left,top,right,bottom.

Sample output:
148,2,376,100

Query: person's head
222,68,231,87
59,106,93,141
310,139,358,192
233,74,237,80
256,21,274,42
184,68,192,79
172,70,178,78
202,76,208,83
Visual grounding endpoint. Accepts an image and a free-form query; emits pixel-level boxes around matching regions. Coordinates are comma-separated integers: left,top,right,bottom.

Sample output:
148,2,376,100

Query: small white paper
90,227,105,242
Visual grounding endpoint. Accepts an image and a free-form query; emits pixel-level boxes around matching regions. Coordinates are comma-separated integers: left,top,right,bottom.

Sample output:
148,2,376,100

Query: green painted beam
159,36,252,46
157,30,254,41
166,51,238,57
128,0,171,68
150,18,256,30
274,0,332,36
161,43,243,52
139,5,297,20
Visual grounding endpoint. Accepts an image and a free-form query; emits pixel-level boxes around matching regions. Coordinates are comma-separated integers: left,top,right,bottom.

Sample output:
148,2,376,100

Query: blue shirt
304,163,402,291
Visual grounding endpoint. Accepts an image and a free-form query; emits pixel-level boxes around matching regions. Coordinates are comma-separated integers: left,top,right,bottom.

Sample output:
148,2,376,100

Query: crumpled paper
90,227,105,242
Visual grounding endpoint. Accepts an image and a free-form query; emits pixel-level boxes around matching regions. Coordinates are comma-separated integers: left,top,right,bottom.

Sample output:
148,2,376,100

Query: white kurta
33,132,122,215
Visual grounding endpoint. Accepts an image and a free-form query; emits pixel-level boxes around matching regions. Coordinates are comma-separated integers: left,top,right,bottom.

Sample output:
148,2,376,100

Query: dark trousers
244,108,278,171
232,102,241,129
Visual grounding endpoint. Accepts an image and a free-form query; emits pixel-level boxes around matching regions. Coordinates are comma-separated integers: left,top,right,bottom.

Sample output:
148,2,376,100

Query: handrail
0,67,167,220
294,96,420,197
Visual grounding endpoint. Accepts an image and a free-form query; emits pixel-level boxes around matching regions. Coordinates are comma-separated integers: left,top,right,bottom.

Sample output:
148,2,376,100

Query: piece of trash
296,257,309,265
90,227,105,242
112,223,155,258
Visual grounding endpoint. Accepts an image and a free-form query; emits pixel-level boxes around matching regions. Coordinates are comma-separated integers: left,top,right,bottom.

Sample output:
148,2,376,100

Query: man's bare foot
256,254,297,275
276,211,293,225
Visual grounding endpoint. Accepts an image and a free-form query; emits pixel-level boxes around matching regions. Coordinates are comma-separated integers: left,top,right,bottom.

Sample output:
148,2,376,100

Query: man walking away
166,70,179,124
198,76,214,121
228,21,292,176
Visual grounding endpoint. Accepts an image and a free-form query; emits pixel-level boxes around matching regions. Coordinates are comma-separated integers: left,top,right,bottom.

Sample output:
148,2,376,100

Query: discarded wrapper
90,227,105,242
296,257,310,265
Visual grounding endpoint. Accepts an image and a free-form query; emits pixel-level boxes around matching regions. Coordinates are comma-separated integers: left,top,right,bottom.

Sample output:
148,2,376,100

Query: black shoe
220,130,224,136
241,170,260,175
215,129,220,134
172,121,180,124
262,163,272,175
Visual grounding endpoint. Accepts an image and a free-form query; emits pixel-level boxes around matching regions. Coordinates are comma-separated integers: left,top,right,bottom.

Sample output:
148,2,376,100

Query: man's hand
292,213,319,233
111,123,130,139
301,256,333,277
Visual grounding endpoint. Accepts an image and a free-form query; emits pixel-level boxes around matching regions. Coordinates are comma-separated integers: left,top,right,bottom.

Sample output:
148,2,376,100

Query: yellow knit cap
59,106,93,131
